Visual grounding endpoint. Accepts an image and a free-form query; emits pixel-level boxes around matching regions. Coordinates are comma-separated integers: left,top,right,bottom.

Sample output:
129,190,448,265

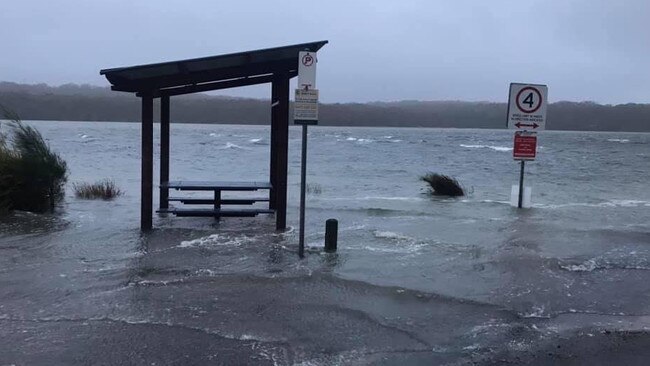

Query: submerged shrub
73,179,123,200
420,173,465,197
0,108,68,212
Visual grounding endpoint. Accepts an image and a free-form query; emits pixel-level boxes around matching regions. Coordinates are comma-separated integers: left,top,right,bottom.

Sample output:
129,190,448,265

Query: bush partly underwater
0,108,68,213
420,173,465,197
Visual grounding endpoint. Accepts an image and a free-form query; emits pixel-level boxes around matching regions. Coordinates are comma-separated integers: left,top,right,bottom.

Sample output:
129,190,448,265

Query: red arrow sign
515,122,539,129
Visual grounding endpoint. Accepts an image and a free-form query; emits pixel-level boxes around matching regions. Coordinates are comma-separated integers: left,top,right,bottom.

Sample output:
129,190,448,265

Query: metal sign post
294,95,318,257
507,83,547,209
512,131,537,208
518,160,526,208
294,51,319,257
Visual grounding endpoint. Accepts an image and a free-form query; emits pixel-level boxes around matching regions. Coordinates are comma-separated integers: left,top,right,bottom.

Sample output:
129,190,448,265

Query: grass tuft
420,173,465,197
73,179,123,200
0,107,68,212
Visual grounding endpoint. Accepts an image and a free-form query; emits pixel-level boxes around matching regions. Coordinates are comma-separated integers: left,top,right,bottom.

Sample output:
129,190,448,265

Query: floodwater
1,121,649,365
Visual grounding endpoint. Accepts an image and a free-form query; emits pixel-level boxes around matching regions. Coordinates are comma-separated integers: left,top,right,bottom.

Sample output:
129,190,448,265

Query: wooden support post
269,80,280,210
214,190,221,221
160,95,170,209
141,94,154,231
274,74,290,230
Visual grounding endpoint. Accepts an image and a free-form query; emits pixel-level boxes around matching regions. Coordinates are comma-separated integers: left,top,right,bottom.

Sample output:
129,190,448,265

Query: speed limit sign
507,83,548,131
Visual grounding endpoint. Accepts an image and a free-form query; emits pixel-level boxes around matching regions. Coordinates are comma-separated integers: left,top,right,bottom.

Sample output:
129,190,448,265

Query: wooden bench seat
162,181,272,191
168,197,270,205
157,207,274,217
160,181,273,219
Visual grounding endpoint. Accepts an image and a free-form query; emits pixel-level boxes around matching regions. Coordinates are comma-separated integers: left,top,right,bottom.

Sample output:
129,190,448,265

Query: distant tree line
1,82,648,131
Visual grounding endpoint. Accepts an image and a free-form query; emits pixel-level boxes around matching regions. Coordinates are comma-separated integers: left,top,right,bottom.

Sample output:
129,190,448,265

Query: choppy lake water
1,121,649,364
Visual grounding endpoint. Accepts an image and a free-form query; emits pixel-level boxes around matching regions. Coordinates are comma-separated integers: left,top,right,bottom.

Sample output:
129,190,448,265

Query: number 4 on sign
522,93,534,108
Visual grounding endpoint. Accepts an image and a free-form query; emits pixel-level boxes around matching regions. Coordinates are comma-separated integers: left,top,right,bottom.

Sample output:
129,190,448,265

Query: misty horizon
1,80,644,107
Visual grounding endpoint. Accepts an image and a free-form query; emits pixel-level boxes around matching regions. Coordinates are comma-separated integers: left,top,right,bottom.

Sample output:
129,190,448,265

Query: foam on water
377,136,403,143
459,144,512,152
219,142,249,150
461,199,511,205
373,230,414,241
178,233,257,248
362,244,420,254
560,248,650,272
324,196,426,202
343,137,374,143
521,304,551,319
249,138,267,145
607,138,630,143
73,133,98,143
560,260,598,272
536,199,650,209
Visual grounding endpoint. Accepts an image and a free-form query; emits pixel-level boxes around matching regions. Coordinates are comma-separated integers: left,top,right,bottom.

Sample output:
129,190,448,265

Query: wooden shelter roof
100,40,328,97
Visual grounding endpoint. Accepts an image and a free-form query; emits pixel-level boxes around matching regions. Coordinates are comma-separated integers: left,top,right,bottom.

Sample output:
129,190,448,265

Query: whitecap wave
343,137,374,143
560,260,597,272
460,144,512,152
178,233,256,248
536,200,650,209
607,138,630,143
248,138,267,145
373,230,413,241
75,133,98,143
324,196,426,202
460,199,510,205
521,304,551,319
560,248,650,272
363,244,422,254
219,142,249,150
341,224,367,231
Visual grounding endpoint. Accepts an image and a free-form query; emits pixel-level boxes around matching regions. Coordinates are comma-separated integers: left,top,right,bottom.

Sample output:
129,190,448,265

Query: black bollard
324,219,338,253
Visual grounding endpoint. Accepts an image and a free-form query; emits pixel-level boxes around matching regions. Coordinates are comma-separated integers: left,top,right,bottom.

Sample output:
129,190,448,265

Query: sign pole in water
295,51,319,258
512,131,538,208
518,160,525,208
507,83,547,209
299,123,308,257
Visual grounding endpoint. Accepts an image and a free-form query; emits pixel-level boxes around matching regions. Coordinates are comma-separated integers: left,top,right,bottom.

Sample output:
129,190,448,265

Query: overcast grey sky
1,0,648,104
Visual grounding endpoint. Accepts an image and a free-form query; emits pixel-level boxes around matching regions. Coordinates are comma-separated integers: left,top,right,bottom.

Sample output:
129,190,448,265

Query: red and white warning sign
513,131,537,160
298,51,317,90
507,83,548,131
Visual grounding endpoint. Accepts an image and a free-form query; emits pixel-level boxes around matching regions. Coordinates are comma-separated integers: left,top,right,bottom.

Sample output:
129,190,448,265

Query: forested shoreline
1,82,648,131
